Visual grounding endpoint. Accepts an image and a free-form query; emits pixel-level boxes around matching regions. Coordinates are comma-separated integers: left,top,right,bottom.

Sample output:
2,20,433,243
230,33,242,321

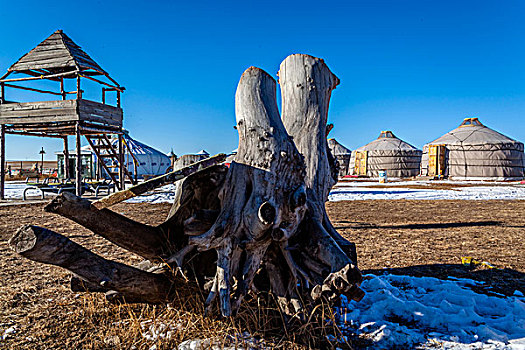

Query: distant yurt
420,118,524,180
80,132,171,179
116,133,171,177
349,131,422,178
173,150,210,170
327,138,352,176
225,148,238,165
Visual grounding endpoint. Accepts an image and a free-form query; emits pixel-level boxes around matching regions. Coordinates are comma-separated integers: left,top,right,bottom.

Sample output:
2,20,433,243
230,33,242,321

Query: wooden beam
84,136,119,187
118,134,124,190
76,76,82,99
75,122,82,196
18,70,62,82
0,71,12,81
79,74,124,92
0,70,79,83
0,82,4,104
104,73,123,91
0,125,5,200
63,137,70,179
5,131,68,139
3,83,63,96
60,78,66,100
121,137,139,182
92,153,227,209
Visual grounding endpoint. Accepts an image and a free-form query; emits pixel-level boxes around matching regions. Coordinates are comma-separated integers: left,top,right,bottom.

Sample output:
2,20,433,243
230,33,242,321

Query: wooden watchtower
0,30,136,198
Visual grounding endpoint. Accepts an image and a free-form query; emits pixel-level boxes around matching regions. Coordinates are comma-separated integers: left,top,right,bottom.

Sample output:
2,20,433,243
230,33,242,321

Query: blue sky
1,0,524,160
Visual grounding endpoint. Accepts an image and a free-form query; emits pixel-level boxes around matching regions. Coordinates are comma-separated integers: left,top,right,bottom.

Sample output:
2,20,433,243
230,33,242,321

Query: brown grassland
0,199,524,349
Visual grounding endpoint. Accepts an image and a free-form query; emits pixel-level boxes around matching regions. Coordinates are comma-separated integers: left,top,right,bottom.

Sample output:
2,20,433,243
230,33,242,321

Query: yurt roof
118,135,169,157
81,133,168,158
427,118,520,146
196,149,209,156
328,138,351,155
356,131,419,151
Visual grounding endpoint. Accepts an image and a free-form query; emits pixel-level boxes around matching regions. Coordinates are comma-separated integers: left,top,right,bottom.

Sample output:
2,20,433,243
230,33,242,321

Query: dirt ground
0,200,524,348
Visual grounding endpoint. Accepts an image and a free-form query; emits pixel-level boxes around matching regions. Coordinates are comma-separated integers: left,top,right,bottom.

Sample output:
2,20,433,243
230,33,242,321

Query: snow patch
329,183,525,201
3,182,41,200
125,184,176,204
340,274,525,349
1,326,16,340
177,332,267,350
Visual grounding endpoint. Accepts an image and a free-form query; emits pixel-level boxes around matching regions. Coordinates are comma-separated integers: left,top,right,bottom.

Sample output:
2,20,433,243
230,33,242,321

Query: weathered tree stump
8,54,363,320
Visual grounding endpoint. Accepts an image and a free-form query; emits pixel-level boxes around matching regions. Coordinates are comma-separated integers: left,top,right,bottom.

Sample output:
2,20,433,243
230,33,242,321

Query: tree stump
9,54,363,320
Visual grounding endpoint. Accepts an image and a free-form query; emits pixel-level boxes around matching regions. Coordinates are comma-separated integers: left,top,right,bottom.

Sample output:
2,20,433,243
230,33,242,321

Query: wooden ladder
85,134,137,190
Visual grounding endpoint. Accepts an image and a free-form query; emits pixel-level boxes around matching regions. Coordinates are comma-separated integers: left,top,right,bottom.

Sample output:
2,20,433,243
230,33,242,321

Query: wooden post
117,91,121,108
63,137,70,179
60,78,66,100
102,88,106,104
0,82,5,104
0,125,5,200
118,134,125,190
76,76,82,99
75,123,82,196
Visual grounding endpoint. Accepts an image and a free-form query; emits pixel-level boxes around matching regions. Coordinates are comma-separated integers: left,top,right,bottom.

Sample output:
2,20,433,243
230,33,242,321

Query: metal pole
0,125,5,200
75,123,82,196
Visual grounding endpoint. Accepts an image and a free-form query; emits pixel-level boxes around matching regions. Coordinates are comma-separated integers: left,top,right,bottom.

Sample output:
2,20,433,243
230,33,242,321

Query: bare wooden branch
92,153,227,209
45,192,169,261
9,225,174,303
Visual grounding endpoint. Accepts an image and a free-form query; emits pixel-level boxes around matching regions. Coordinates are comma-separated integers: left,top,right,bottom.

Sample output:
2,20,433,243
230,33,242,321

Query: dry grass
1,199,524,348
0,202,352,349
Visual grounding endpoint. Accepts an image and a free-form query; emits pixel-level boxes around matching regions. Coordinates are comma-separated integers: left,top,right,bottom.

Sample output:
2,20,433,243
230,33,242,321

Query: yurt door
354,151,368,176
428,145,445,177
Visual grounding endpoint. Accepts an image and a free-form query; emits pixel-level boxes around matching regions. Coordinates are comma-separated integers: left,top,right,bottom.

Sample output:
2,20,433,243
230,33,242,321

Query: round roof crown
460,117,483,127
378,131,395,139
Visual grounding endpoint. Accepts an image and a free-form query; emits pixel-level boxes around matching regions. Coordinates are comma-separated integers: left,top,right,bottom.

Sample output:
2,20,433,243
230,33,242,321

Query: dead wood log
9,54,363,321
92,154,227,210
279,54,363,302
44,192,169,261
9,225,174,303
183,67,307,317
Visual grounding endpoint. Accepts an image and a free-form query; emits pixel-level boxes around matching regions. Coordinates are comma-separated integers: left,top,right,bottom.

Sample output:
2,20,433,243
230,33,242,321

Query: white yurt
349,131,422,178
420,118,524,180
84,132,171,179
327,138,352,177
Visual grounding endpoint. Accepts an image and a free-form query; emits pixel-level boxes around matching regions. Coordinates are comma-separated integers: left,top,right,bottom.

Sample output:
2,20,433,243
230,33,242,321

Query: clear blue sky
1,0,524,160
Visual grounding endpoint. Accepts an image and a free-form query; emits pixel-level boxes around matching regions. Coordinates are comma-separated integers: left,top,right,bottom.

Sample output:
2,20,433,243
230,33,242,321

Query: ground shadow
330,190,420,196
335,220,501,230
364,264,524,297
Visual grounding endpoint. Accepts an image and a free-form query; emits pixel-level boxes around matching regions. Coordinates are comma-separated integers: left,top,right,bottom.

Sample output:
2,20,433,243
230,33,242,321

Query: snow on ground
4,180,525,203
124,181,525,203
329,182,525,201
3,182,41,200
125,184,177,204
340,274,525,349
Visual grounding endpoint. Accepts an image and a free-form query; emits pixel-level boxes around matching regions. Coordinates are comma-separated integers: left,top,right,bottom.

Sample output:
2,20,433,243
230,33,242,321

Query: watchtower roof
7,30,117,84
